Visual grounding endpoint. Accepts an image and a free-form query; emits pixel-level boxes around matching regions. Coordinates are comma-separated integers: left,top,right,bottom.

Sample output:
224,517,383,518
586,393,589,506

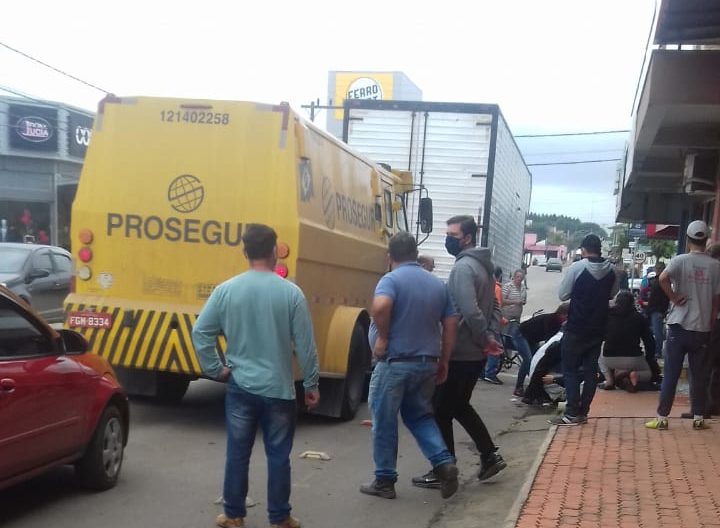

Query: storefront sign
9,104,58,152
628,223,645,238
68,111,93,158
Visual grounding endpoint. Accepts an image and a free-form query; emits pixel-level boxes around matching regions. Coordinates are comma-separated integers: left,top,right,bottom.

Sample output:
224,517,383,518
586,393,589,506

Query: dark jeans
708,320,720,414
507,322,533,389
223,380,296,524
649,311,665,359
561,331,603,417
658,325,710,417
434,360,495,458
525,345,562,402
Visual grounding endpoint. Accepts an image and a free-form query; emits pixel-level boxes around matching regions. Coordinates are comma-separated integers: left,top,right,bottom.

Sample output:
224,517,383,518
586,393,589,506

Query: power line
0,41,110,94
524,148,625,157
516,130,629,138
527,158,623,167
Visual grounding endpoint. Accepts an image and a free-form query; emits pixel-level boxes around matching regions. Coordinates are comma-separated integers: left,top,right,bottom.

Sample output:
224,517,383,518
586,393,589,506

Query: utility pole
300,98,344,122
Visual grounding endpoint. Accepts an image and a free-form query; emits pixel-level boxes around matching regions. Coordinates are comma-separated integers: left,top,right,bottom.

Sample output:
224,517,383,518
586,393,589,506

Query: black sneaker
411,469,440,489
478,452,507,481
433,463,459,499
483,376,503,385
359,479,396,499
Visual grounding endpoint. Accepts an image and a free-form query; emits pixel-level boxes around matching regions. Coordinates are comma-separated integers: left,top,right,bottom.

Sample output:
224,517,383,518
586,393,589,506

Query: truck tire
156,372,191,403
76,405,124,490
340,321,371,421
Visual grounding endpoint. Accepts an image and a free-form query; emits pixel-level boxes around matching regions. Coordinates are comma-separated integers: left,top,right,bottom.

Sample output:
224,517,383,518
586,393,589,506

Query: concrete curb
501,425,557,528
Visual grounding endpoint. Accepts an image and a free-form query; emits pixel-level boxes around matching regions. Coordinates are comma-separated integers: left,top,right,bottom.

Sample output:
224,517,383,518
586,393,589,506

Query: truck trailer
343,100,532,280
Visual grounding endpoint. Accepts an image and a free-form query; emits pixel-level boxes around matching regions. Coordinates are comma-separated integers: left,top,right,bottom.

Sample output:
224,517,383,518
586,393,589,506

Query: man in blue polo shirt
360,232,459,500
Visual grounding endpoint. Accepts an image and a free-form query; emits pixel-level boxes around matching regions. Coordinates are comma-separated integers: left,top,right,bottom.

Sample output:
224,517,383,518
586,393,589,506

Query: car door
0,298,87,481
24,248,55,320
47,251,73,323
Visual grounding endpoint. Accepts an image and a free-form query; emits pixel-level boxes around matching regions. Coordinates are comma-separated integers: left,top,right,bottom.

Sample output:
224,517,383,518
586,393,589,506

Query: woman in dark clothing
518,303,569,353
600,290,659,392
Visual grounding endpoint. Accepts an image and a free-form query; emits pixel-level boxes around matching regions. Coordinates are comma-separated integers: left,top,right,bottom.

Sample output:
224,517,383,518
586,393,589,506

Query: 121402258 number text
160,110,230,125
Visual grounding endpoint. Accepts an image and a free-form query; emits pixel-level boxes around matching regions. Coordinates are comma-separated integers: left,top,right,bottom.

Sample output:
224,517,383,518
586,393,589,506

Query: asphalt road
1,265,565,528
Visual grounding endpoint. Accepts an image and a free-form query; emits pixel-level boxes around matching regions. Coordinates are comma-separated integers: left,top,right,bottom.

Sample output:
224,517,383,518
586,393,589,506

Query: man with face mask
412,215,506,490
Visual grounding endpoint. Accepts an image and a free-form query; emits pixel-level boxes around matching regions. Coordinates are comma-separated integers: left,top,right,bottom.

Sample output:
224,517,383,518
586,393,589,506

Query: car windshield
0,247,31,273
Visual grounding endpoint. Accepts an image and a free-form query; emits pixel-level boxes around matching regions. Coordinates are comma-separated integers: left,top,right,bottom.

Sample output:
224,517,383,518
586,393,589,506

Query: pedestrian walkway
514,391,720,528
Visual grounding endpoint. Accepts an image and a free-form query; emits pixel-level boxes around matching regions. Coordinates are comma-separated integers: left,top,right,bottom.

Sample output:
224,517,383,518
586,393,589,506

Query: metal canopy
655,0,720,45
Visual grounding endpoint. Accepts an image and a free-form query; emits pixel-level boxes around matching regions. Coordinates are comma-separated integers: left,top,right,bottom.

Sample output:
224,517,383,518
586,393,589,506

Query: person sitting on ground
599,290,657,392
518,303,569,354
522,330,564,405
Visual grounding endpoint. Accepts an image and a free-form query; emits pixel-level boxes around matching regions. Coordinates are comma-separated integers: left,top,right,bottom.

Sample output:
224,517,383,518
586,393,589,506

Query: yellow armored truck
64,96,431,419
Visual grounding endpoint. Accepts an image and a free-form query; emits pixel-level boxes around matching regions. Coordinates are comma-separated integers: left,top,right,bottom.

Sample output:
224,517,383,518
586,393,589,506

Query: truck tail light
78,247,93,263
277,242,290,259
78,229,94,244
274,264,289,278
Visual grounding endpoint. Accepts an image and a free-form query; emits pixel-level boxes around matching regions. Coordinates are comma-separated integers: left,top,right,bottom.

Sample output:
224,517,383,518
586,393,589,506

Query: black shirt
520,313,562,347
603,308,655,357
646,281,670,315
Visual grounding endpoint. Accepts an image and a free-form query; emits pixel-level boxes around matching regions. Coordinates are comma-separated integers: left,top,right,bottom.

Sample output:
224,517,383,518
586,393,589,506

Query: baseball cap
647,271,657,279
687,220,709,241
580,234,602,254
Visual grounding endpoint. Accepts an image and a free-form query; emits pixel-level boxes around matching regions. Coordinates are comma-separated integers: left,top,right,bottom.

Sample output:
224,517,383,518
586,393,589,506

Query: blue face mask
445,235,463,256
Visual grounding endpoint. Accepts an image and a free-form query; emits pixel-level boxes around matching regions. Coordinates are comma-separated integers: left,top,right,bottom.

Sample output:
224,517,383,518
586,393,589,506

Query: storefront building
617,0,720,248
0,96,93,249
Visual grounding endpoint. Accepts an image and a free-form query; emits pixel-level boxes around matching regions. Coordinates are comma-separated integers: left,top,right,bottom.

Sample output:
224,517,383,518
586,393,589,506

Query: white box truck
343,100,532,280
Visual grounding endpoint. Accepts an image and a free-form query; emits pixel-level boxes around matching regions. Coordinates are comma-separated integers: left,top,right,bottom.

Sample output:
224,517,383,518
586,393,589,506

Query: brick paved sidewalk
515,391,720,528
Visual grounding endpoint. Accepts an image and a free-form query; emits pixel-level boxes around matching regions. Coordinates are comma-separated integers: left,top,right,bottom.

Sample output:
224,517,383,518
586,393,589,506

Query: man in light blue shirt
192,223,319,528
360,232,459,501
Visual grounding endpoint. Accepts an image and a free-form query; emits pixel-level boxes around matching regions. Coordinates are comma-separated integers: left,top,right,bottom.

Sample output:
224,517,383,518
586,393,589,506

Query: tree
650,240,676,259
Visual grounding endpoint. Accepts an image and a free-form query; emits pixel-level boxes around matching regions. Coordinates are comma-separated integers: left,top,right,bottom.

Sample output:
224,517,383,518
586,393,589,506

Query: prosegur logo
168,174,205,213
16,116,52,143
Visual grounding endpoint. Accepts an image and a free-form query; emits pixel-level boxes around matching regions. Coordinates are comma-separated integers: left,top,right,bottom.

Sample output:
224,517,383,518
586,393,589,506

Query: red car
0,286,129,491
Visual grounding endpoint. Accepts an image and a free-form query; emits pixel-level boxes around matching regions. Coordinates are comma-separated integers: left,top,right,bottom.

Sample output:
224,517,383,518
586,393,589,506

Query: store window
0,201,52,245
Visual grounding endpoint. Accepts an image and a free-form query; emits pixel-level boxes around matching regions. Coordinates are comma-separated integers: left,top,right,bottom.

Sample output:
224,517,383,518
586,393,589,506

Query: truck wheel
156,372,191,403
76,405,124,490
340,322,371,421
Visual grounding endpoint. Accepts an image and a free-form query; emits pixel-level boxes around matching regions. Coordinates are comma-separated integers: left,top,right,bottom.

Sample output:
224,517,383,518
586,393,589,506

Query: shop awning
645,224,679,240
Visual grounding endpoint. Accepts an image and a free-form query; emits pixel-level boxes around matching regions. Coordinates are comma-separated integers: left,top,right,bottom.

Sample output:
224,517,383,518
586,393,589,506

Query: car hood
0,272,22,286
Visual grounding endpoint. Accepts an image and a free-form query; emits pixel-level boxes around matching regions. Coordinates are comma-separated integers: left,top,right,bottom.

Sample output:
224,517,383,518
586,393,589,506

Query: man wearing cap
551,234,618,426
646,220,720,431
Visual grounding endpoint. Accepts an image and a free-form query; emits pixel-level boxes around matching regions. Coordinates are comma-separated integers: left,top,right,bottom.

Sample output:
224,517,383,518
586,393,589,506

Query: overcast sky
0,0,656,226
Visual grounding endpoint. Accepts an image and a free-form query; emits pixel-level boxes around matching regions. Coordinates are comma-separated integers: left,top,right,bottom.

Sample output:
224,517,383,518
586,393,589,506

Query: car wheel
76,405,124,490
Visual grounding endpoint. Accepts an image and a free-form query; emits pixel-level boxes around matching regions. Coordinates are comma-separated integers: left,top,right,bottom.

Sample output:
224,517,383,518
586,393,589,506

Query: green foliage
649,240,676,259
526,213,608,247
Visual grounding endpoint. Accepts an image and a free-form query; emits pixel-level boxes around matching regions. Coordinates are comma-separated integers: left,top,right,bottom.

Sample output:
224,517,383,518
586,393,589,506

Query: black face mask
445,235,463,256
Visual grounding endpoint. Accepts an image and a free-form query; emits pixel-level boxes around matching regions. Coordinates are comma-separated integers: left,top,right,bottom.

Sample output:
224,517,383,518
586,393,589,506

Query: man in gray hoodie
412,215,507,490
551,234,618,426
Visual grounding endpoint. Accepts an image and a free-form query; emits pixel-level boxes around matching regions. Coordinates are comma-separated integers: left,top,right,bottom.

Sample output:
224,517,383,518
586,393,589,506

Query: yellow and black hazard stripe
64,303,227,375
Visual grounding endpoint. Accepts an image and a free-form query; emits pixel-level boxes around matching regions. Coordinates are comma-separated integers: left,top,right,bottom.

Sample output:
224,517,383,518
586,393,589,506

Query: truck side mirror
419,198,433,234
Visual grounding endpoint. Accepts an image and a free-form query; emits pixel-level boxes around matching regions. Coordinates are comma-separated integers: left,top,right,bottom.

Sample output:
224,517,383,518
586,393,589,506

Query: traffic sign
634,251,646,264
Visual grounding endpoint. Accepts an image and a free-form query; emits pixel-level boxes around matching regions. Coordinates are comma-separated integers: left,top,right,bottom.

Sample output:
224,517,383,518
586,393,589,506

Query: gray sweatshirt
447,247,501,361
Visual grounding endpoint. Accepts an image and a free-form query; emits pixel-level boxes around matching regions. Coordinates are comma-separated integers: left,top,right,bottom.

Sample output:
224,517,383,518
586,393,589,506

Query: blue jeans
484,354,500,378
223,380,296,524
561,331,603,417
649,311,665,359
658,325,710,417
508,323,533,389
369,360,455,481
